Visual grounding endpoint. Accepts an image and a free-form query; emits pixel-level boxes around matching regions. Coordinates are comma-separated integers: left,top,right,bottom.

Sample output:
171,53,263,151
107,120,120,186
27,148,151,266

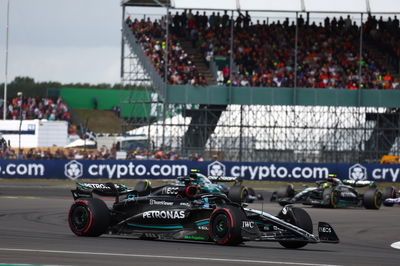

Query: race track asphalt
0,181,399,266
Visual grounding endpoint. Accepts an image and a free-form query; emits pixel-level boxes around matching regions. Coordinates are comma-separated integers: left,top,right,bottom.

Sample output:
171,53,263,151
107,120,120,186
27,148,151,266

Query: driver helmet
322,182,330,189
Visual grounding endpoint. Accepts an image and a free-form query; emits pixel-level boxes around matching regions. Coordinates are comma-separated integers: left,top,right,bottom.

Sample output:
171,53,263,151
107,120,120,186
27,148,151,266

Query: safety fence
0,160,399,183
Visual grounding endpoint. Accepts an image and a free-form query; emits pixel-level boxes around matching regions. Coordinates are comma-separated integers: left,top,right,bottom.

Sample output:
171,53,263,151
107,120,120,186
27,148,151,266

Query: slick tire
276,184,295,198
228,185,248,203
322,188,340,208
209,205,244,246
68,198,110,237
363,188,382,210
382,187,396,207
278,207,313,249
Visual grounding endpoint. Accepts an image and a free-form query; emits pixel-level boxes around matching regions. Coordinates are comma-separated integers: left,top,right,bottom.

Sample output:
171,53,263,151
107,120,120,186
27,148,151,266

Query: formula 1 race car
270,177,383,209
68,180,339,249
135,171,260,203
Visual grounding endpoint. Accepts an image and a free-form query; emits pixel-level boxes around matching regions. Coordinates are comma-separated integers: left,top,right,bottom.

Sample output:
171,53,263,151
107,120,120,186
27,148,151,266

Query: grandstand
120,0,400,163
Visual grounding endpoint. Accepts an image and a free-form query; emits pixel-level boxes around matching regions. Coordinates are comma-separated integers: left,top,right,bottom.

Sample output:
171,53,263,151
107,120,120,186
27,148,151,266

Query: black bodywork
69,180,339,248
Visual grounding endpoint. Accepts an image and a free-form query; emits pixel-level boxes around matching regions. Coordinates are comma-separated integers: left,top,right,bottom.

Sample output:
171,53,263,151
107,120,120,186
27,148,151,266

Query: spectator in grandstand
194,12,399,90
5,145,185,161
129,17,207,86
0,134,7,150
4,96,71,121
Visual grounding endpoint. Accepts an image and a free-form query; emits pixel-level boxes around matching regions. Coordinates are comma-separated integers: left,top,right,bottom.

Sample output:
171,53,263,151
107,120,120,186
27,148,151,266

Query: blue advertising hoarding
0,159,399,183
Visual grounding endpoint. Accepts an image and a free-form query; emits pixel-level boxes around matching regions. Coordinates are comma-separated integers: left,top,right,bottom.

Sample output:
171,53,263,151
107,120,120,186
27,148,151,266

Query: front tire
278,207,313,249
209,206,244,246
363,188,382,209
68,198,110,237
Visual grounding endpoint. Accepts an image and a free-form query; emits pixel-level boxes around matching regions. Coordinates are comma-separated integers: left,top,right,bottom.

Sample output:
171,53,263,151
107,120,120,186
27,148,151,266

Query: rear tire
277,184,295,198
363,188,382,209
68,198,110,237
228,185,248,203
322,188,340,208
209,205,244,246
382,187,396,207
278,207,313,249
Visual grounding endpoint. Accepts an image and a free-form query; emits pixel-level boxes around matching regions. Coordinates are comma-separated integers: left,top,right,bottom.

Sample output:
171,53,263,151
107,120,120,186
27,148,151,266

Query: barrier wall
0,160,399,183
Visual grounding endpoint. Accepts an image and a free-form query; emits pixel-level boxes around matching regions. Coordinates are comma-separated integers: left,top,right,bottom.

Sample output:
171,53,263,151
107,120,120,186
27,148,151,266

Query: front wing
243,208,339,244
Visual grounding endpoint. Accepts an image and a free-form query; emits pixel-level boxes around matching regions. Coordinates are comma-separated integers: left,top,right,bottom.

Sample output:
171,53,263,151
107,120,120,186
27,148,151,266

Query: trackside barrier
0,160,400,183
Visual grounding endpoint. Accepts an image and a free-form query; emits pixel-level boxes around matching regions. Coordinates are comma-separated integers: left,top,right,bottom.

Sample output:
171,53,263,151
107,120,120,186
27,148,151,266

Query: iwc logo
348,163,367,180
208,161,226,176
65,160,83,180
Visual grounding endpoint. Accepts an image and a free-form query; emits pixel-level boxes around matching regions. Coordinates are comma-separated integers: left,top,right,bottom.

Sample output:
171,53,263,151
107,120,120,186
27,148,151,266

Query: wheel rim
212,213,229,239
375,192,382,208
328,190,339,207
71,206,90,231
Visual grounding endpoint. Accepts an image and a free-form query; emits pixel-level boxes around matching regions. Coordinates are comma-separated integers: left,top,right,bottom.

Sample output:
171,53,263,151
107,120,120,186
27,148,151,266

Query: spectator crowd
0,96,71,121
0,144,208,161
126,16,207,86
127,11,400,90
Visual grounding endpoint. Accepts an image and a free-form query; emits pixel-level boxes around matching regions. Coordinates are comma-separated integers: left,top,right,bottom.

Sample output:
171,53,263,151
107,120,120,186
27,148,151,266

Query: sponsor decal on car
208,176,237,181
142,210,185,219
149,199,174,206
241,220,255,229
184,235,205,240
162,186,179,195
80,183,109,189
319,226,332,233
197,225,208,231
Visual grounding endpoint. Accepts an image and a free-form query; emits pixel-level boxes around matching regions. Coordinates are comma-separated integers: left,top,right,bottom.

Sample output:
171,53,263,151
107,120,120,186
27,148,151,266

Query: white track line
0,248,340,266
391,241,400,249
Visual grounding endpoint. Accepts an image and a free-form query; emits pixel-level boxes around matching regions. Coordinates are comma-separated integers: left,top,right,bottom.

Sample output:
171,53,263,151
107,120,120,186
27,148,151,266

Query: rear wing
208,176,243,184
71,182,131,200
342,180,376,188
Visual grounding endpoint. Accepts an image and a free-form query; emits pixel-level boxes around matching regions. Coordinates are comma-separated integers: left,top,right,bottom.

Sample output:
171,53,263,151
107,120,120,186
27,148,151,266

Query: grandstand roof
121,0,170,7
122,0,400,14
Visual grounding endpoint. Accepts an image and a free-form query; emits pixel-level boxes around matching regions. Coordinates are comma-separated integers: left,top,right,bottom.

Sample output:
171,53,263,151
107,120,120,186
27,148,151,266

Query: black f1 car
68,179,339,248
270,177,382,209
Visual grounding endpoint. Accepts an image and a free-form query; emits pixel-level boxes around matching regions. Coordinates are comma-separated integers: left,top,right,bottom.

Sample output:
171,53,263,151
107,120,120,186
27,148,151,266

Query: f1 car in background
382,186,400,206
270,176,383,209
68,180,339,248
135,171,261,203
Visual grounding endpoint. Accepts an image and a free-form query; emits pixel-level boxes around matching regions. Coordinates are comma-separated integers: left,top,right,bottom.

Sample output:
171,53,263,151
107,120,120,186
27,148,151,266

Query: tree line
0,76,151,98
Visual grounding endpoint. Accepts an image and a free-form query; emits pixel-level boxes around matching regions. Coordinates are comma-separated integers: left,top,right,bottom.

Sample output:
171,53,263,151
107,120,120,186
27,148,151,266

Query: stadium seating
127,17,207,86
4,96,71,121
127,12,400,90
